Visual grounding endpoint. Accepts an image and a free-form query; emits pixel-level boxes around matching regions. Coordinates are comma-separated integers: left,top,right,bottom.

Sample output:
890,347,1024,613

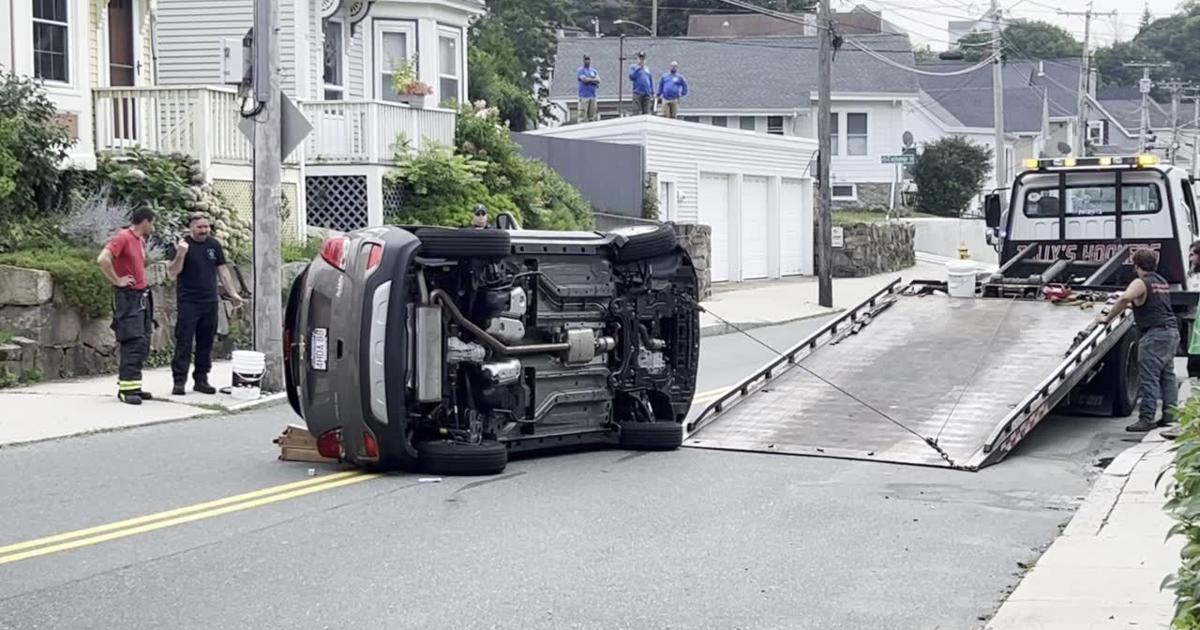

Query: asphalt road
0,319,1139,630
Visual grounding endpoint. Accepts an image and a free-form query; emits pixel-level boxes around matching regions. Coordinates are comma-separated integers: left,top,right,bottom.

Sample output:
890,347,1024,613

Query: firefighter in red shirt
96,206,157,404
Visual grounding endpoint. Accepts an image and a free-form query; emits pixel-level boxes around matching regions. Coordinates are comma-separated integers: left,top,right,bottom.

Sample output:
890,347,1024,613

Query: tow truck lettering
1015,242,1162,264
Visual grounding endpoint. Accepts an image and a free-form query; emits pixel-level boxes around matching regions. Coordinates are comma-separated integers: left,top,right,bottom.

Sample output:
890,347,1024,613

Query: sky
849,0,1188,50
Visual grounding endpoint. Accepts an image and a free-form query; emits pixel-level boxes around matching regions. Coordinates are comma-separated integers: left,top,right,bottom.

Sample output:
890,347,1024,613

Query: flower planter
399,94,428,109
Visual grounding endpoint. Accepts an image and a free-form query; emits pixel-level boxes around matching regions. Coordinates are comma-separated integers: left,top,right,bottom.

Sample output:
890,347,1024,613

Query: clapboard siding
156,0,299,95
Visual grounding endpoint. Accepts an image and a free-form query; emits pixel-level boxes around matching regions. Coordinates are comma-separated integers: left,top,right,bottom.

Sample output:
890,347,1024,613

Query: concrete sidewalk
0,361,283,447
986,429,1181,629
698,260,953,336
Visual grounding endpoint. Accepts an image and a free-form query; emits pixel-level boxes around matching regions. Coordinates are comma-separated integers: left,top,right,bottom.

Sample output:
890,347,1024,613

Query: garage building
525,117,818,283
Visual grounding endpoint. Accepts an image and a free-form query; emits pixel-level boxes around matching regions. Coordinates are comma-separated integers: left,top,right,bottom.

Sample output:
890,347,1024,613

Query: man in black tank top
1100,248,1180,432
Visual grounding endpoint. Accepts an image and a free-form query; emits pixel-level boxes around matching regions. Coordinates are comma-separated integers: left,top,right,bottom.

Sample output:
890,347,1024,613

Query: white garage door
741,176,769,279
780,178,806,276
699,173,731,282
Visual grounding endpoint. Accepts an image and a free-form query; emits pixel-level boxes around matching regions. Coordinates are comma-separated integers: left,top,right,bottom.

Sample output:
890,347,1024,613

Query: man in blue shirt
576,55,600,123
628,51,654,115
657,61,688,119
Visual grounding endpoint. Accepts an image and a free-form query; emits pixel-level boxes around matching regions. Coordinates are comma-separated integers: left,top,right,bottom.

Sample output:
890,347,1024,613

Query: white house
546,33,921,209
527,116,818,283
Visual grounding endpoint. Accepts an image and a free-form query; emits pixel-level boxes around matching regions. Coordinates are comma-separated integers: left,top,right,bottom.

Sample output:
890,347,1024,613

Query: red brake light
365,243,383,273
320,236,350,270
362,430,379,459
316,428,343,459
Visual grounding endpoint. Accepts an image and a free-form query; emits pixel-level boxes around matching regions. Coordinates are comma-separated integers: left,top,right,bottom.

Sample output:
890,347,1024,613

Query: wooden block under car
273,424,337,463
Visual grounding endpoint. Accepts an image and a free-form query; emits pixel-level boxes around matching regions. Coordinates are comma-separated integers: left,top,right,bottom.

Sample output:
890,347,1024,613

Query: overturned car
284,222,701,475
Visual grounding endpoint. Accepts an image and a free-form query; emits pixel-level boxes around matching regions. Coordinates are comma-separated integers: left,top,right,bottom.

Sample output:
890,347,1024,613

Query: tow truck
685,155,1200,470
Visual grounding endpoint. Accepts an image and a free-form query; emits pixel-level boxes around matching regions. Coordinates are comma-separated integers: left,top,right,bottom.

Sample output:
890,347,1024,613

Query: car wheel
416,439,508,475
1103,329,1140,417
618,421,684,451
610,224,679,262
412,227,512,259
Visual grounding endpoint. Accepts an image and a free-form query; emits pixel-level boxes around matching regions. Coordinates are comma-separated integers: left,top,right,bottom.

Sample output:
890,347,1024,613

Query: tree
957,19,1081,61
0,71,74,219
1140,2,1153,33
467,18,538,131
911,137,992,218
1092,2,1200,90
1093,40,1170,88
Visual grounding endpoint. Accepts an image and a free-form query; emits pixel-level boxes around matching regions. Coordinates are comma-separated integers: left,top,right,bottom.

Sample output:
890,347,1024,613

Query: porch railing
298,100,457,163
93,88,457,167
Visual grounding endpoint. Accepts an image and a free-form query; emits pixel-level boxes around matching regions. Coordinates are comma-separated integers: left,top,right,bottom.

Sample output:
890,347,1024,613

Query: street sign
238,92,313,160
881,154,915,165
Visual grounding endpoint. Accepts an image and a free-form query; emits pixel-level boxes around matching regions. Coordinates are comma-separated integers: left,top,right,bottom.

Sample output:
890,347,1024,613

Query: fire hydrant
958,244,970,259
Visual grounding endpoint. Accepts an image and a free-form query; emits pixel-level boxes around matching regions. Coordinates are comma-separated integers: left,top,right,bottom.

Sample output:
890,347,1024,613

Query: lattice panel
306,175,368,232
381,178,404,221
211,179,301,243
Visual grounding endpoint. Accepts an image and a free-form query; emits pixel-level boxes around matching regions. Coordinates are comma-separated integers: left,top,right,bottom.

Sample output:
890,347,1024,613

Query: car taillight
316,428,343,459
320,236,350,270
362,430,379,459
365,243,383,274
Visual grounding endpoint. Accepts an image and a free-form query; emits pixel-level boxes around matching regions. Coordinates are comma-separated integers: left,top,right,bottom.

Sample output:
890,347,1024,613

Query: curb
700,309,841,338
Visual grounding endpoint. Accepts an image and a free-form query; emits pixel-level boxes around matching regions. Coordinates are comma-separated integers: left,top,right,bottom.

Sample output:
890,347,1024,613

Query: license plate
310,328,328,371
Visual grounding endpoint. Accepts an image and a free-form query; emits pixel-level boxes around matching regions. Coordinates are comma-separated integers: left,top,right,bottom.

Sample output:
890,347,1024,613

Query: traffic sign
881,154,915,165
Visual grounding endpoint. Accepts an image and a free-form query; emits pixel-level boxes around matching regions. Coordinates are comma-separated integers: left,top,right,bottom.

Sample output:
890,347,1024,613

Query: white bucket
945,260,978,298
231,350,266,400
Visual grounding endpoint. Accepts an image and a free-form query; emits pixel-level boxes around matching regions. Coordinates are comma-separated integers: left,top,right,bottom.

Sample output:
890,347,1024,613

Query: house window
375,22,416,102
322,20,345,100
739,116,756,131
681,116,699,123
832,184,857,200
846,113,868,156
711,116,727,127
767,116,784,135
830,113,839,156
33,0,69,83
1087,120,1106,145
437,27,462,107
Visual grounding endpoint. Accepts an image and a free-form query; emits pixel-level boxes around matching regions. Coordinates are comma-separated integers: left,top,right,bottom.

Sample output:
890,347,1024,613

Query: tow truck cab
984,155,1200,354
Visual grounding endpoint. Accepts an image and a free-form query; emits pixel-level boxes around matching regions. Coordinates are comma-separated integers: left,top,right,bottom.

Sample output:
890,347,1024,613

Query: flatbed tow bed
685,263,1135,471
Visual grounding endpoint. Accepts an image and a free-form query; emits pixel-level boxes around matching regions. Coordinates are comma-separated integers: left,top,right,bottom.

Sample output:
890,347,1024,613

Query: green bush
911,136,992,218
1166,396,1200,628
283,235,324,263
0,248,112,318
0,71,75,221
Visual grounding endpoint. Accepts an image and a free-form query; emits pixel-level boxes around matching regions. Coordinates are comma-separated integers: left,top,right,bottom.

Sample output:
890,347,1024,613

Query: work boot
136,390,154,401
194,381,216,395
118,391,143,406
172,383,186,396
1163,426,1183,440
1126,419,1157,432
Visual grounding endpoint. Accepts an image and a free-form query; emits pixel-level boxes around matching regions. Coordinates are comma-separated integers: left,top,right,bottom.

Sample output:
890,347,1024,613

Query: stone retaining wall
0,262,253,384
832,221,916,278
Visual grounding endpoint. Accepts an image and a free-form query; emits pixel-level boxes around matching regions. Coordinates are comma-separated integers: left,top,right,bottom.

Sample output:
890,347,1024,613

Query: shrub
0,247,112,318
1166,396,1200,628
0,71,75,221
96,149,251,262
283,235,324,263
911,136,992,218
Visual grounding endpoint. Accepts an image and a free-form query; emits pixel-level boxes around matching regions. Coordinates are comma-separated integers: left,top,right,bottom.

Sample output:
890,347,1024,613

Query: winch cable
693,300,958,467
932,295,1019,446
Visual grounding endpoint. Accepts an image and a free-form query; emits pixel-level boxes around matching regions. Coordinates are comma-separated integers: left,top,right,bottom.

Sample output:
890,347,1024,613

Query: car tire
618,421,684,451
412,227,511,259
1103,329,1140,417
417,439,508,475
610,224,679,262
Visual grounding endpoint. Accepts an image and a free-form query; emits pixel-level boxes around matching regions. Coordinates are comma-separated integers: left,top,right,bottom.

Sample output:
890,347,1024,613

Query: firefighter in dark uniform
167,213,244,396
96,206,157,405
1099,248,1180,432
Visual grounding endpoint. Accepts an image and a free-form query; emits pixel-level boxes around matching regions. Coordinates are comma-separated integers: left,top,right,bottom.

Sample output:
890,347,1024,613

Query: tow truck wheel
618,421,684,451
416,439,508,476
1105,330,1140,417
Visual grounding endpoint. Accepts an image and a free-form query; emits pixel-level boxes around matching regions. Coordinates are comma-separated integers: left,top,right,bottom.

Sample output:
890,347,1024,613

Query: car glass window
1022,184,1161,218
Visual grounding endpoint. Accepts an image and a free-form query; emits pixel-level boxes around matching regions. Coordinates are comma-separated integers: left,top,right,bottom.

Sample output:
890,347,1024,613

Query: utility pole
816,0,832,308
991,0,1006,188
1188,88,1200,179
1125,62,1170,153
1165,78,1184,164
651,0,658,37
251,0,284,391
1059,4,1093,155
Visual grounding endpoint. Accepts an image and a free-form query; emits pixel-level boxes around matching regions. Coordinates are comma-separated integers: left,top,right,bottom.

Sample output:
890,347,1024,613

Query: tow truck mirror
984,193,1002,228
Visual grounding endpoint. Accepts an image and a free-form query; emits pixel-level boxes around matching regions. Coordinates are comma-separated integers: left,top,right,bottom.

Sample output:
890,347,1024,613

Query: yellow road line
0,470,365,560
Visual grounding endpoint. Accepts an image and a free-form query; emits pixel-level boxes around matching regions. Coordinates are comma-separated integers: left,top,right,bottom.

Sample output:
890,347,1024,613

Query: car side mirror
984,193,1002,229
